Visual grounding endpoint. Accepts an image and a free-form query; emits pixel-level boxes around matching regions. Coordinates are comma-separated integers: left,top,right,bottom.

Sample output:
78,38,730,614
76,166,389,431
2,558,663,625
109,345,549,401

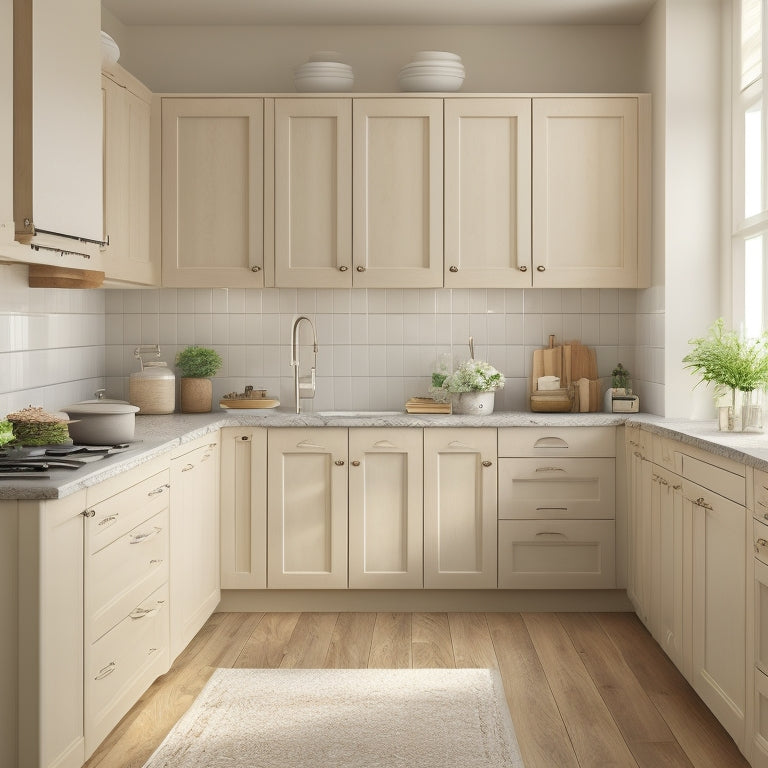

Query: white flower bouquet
442,359,505,393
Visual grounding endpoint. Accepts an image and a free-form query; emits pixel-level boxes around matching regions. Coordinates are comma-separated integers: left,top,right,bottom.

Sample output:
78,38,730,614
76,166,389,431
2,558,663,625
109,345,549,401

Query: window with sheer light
737,0,767,338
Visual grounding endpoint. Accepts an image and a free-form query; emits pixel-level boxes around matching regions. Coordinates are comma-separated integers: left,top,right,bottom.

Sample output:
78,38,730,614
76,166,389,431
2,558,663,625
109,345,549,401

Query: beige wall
100,22,645,94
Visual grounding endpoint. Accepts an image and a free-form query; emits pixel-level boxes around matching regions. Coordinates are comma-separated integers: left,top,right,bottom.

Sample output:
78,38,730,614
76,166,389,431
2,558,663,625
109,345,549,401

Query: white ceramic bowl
294,73,355,92
100,31,120,67
399,63,466,75
295,62,353,75
398,71,465,92
412,51,462,63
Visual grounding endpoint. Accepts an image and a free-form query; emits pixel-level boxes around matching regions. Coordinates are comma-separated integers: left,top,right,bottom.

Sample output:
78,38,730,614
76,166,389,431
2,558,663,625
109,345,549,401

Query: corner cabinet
532,97,648,288
102,65,155,285
161,98,266,287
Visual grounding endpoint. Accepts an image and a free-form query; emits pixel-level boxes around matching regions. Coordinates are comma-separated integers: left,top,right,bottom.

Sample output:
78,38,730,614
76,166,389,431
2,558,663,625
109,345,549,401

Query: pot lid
61,402,140,415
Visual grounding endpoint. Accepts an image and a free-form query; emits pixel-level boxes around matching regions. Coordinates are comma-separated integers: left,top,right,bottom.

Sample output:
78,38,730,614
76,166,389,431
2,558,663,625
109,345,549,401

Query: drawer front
85,582,169,753
756,468,768,523
498,458,615,520
499,427,615,458
87,469,170,555
498,519,615,589
681,454,745,506
87,508,169,642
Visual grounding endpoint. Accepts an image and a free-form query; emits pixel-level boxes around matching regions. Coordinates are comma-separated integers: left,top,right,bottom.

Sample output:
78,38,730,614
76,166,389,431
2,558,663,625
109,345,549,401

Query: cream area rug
142,668,525,767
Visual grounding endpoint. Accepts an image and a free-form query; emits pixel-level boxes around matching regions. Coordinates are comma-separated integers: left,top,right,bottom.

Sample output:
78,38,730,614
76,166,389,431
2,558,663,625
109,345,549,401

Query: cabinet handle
672,484,682,490
339,265,349,272
250,265,261,272
98,514,118,526
129,606,158,620
482,460,492,467
129,526,162,545
356,266,366,272
149,558,164,565
535,531,567,538
518,265,528,272
693,497,713,510
148,484,170,497
335,459,345,466
82,508,96,518
240,435,250,441
181,463,194,472
351,460,361,466
536,265,546,272
94,661,116,680
535,466,566,472
755,538,768,552
536,506,568,512
449,266,459,273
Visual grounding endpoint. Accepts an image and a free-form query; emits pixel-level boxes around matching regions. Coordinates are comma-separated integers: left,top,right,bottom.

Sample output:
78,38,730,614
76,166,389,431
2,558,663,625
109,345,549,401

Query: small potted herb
176,346,223,413
683,318,768,431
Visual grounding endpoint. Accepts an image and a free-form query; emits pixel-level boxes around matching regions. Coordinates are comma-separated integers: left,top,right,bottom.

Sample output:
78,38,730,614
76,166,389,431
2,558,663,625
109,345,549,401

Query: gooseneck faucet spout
290,315,318,413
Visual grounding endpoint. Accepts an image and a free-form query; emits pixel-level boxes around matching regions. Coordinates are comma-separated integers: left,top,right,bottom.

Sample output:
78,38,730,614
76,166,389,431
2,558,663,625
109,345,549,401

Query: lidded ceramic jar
129,345,176,414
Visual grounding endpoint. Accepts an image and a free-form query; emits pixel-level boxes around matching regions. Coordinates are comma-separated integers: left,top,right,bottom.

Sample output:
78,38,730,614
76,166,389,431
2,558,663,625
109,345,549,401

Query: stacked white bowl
398,51,465,92
101,31,120,67
294,51,354,92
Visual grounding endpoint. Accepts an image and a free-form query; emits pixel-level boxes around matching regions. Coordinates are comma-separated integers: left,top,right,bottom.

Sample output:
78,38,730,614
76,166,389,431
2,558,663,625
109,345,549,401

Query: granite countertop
2,407,768,500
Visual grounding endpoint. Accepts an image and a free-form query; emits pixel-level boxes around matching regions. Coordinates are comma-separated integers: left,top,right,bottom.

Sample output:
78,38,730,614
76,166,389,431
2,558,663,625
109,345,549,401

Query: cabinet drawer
499,427,615,457
85,582,169,755
86,469,170,555
498,519,615,588
87,508,169,642
498,458,615,520
756,468,768,523
682,454,745,505
756,519,768,567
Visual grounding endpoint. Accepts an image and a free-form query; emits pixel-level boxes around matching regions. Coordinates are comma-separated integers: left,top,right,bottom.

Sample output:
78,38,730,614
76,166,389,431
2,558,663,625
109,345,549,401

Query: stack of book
405,397,451,414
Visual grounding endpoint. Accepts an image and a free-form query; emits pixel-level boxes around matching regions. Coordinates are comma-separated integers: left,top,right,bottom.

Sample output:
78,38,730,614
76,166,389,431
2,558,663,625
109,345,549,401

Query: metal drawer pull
536,507,568,512
181,463,194,472
95,662,116,680
482,460,493,467
149,558,164,565
82,508,96,518
129,606,158,620
673,484,682,490
755,538,768,553
98,514,118,526
129,526,162,545
335,459,345,466
535,531,567,538
694,497,713,510
147,484,170,497
208,442,218,449
535,466,566,473
339,265,348,272
351,460,361,467
533,437,568,449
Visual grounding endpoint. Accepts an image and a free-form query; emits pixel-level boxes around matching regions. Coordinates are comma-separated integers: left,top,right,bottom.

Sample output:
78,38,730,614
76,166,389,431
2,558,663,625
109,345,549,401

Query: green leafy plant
0,420,14,447
611,363,630,390
442,359,505,393
175,346,223,379
682,318,768,394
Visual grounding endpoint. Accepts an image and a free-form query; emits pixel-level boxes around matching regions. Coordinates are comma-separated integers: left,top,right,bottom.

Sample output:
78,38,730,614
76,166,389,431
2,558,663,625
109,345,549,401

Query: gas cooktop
0,443,136,478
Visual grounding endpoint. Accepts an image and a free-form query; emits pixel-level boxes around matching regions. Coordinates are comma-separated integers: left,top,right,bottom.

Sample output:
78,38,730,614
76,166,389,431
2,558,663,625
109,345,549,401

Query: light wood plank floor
84,612,749,768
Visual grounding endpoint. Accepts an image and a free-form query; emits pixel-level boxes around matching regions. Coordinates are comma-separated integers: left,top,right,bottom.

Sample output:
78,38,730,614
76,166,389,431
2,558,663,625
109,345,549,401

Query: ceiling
101,0,657,27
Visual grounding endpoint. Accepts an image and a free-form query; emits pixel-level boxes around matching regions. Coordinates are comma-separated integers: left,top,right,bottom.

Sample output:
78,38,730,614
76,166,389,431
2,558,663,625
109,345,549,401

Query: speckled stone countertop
3,407,768,500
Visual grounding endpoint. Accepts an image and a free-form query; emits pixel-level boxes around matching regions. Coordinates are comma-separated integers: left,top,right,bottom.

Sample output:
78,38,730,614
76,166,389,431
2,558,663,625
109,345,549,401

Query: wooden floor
84,612,749,768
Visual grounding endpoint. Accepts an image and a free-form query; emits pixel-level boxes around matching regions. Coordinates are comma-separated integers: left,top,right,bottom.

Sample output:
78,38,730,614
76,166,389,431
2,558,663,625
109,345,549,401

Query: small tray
219,398,280,410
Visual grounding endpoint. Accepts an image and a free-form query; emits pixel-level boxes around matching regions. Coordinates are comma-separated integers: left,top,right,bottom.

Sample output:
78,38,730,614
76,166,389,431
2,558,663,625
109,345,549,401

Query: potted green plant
442,358,505,414
176,346,223,413
682,318,768,432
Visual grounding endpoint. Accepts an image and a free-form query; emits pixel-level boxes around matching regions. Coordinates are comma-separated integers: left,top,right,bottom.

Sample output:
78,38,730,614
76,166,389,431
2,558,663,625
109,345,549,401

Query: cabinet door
274,98,352,287
267,428,348,589
162,98,265,287
0,0,11,245
532,97,640,288
170,438,220,659
102,72,155,284
444,98,532,287
353,98,443,288
348,428,423,589
755,558,768,678
424,428,497,588
687,480,746,745
220,427,267,589
626,440,651,625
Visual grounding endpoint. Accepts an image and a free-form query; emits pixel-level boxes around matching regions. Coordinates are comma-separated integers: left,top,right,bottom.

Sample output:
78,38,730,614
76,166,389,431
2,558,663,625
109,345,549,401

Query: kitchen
0,0,755,767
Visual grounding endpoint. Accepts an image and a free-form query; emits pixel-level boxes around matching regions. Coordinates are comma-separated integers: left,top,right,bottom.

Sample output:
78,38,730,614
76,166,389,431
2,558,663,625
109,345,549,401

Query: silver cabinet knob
251,265,261,272
449,266,459,273
518,265,528,272
351,460,361,466
536,265,546,272
339,265,349,272
356,265,366,272
82,508,96,518
335,459,345,466
482,460,492,467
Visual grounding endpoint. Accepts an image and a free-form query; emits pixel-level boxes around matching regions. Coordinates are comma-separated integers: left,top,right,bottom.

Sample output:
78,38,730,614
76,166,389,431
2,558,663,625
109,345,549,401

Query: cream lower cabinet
625,424,652,625
751,471,768,766
352,99,443,288
161,98,266,287
274,98,352,287
423,428,497,588
169,435,220,660
532,97,648,288
101,66,154,285
348,428,423,589
267,428,348,588
444,98,532,288
220,427,267,589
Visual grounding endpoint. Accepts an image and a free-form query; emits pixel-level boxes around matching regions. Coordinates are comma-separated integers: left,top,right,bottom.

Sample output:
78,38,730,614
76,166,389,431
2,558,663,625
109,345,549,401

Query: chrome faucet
290,315,318,413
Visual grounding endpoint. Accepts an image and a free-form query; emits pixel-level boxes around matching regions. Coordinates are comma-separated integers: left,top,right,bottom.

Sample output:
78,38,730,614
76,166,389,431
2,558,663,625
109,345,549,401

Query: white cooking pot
61,402,139,445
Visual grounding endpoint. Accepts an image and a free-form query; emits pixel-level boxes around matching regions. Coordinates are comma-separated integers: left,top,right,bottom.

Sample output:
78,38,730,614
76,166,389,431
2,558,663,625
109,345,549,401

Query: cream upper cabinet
424,428,497,588
444,98,532,288
532,97,648,288
348,428,423,589
0,0,12,246
353,98,443,288
220,427,267,590
102,67,155,285
161,98,265,287
274,98,352,288
267,428,348,589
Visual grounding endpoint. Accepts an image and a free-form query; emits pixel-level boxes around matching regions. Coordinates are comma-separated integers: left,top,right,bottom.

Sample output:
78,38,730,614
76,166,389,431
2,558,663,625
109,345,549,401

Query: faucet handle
298,368,316,399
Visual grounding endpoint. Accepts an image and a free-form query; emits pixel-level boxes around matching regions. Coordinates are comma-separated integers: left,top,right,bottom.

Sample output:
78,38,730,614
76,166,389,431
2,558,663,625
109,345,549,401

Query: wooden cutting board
570,342,598,381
